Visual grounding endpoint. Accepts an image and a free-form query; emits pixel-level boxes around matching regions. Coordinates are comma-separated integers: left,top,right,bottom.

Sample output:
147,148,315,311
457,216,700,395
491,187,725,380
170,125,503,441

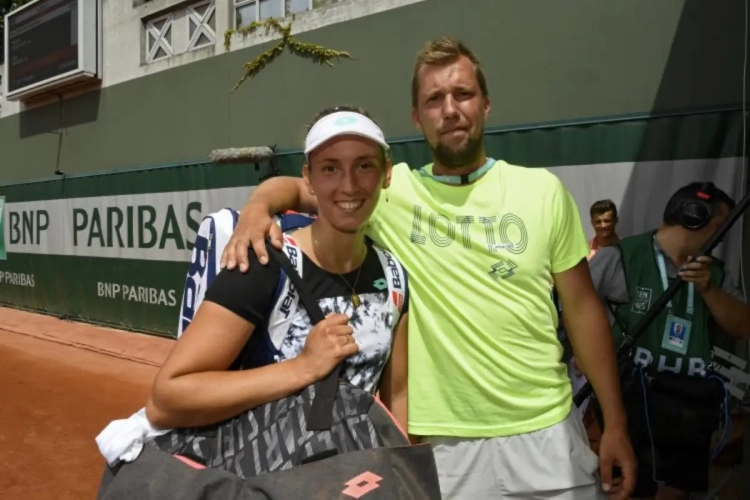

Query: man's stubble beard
431,132,484,169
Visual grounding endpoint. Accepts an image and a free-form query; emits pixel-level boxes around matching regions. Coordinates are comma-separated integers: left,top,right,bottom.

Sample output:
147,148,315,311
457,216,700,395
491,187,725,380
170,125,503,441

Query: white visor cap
304,111,390,157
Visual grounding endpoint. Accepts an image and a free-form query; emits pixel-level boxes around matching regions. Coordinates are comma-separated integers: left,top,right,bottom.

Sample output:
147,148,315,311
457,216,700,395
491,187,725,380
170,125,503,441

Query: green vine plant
224,18,352,92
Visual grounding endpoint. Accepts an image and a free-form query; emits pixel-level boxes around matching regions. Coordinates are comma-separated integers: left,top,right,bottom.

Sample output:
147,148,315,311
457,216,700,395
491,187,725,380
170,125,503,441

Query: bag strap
266,242,340,431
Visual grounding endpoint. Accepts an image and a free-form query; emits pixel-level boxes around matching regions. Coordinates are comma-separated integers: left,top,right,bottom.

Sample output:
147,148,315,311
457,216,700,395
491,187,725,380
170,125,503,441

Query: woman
144,105,409,435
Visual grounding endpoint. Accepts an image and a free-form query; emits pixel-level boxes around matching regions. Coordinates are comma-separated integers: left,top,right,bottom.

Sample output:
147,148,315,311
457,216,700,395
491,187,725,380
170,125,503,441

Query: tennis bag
178,208,317,338
98,244,441,500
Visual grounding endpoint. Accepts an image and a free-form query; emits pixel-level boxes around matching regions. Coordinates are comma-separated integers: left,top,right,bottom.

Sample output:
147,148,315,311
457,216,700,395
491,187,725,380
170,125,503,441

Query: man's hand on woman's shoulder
221,204,284,272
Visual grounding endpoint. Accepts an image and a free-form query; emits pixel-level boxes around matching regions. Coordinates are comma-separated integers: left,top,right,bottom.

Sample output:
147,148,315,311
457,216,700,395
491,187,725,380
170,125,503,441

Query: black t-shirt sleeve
203,249,282,326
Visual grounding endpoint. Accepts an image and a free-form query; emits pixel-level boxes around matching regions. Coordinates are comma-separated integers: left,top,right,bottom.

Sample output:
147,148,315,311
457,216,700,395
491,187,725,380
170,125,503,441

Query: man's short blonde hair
411,37,489,107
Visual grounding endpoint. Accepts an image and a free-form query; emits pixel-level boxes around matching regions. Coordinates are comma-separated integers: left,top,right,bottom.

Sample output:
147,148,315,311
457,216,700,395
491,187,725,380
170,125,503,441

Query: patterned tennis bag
99,227,441,499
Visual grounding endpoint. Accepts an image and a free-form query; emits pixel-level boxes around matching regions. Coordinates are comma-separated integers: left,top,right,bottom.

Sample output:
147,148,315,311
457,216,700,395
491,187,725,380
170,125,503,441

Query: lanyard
654,242,694,318
418,157,496,185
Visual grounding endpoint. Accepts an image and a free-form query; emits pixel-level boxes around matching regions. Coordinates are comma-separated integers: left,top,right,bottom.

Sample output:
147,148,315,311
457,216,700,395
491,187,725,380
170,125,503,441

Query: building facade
0,0,743,182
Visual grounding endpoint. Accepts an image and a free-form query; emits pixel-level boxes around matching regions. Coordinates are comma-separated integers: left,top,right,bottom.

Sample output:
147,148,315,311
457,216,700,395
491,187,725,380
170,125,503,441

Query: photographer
587,182,750,499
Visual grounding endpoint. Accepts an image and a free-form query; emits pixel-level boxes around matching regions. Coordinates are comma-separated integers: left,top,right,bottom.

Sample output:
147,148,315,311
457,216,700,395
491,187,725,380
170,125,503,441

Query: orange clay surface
0,307,173,499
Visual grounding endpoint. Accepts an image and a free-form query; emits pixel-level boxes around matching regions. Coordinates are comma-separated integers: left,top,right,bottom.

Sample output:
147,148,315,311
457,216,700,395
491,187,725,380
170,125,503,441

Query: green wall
0,0,745,184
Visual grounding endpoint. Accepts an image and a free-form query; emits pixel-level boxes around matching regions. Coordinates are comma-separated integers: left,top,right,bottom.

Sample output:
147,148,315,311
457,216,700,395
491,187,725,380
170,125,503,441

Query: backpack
178,209,317,338
97,241,442,500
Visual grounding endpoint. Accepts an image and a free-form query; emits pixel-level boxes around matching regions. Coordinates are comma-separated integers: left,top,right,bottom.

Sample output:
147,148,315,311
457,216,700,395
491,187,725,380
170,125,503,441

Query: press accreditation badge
661,315,692,355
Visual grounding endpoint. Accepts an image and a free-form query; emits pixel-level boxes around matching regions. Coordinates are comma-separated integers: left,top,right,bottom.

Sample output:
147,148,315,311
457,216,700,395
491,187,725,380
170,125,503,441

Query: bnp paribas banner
0,110,743,337
0,180,257,336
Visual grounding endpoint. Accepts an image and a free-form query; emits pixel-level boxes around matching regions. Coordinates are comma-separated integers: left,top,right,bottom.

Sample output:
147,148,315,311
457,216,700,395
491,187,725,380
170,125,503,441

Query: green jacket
612,231,725,376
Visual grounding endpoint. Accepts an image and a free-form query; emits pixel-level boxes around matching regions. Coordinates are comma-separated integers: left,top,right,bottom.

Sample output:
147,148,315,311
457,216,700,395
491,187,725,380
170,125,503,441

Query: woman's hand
298,313,359,380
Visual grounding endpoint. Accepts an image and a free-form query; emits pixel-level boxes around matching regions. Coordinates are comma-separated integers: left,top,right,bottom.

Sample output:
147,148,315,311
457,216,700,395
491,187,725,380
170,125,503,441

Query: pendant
352,294,361,308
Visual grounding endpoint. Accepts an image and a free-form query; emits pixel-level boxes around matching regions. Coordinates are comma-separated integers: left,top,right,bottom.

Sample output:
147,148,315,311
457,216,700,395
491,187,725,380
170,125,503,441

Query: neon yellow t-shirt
367,160,589,437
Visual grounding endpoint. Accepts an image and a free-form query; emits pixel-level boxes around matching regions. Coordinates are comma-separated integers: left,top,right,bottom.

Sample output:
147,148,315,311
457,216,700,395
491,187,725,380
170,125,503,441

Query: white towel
95,408,170,467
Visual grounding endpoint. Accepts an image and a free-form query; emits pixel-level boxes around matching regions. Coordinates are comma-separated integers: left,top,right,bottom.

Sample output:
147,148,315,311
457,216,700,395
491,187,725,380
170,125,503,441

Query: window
234,0,312,29
187,0,217,51
288,0,313,14
145,13,174,63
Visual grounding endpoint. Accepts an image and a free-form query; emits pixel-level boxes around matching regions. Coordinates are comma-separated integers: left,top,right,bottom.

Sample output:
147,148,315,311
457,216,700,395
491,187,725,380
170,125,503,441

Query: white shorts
425,408,604,499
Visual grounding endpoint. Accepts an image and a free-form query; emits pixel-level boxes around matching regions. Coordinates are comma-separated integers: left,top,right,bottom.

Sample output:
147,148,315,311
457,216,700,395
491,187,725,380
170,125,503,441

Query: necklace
313,237,365,308
338,266,364,308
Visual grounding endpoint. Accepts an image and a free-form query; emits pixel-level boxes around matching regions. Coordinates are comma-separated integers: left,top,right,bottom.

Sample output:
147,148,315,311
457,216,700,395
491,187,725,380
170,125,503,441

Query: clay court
0,307,173,500
0,306,745,499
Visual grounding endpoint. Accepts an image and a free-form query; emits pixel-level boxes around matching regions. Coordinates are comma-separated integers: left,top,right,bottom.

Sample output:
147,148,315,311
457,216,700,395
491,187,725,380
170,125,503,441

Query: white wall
555,158,746,291
0,63,21,116
0,0,425,119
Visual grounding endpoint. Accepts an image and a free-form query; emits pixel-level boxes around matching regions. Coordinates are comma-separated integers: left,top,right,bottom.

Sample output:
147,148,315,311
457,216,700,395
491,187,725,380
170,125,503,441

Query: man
571,200,621,405
588,199,620,260
588,182,749,499
222,37,635,499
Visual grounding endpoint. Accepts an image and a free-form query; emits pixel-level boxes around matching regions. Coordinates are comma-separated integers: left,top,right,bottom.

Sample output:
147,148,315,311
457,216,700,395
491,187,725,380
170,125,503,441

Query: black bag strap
266,242,340,431
267,243,325,324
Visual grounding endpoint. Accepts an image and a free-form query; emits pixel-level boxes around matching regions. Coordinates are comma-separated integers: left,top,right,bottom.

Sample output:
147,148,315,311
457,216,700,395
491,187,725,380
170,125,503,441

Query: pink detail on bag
342,471,383,498
373,398,407,439
391,291,404,312
174,455,206,469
